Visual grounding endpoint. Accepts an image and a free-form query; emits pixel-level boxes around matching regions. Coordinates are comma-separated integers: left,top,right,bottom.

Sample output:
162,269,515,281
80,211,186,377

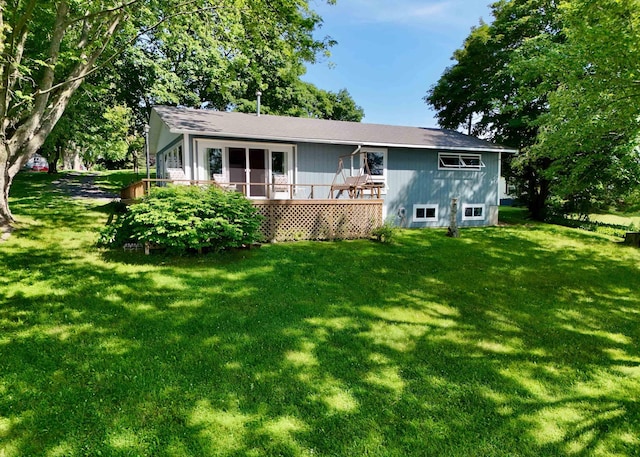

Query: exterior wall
385,148,500,227
153,127,501,228
296,143,357,195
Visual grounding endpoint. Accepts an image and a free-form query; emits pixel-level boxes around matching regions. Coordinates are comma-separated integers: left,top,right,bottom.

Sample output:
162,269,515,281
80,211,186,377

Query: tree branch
63,0,141,28
37,0,218,96
0,0,37,127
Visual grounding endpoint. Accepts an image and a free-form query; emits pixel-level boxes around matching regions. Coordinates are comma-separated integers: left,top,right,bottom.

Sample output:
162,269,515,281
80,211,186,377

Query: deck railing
120,179,383,201
119,179,384,242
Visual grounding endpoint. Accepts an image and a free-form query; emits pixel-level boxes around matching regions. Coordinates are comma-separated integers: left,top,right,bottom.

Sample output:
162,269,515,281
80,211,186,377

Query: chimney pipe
256,91,262,117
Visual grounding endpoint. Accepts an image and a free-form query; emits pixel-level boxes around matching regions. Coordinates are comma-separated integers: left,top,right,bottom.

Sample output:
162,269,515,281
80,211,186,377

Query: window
439,153,484,170
462,204,485,221
365,151,384,177
361,148,387,189
167,145,183,168
207,148,222,179
272,151,286,175
413,204,438,222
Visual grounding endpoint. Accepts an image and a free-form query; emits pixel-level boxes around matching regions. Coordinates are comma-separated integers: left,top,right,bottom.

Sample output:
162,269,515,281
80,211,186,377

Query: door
228,147,246,193
227,147,267,197
249,148,266,197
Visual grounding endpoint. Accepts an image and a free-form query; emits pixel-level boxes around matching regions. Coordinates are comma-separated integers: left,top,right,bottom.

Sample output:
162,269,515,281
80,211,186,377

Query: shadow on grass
1,173,639,456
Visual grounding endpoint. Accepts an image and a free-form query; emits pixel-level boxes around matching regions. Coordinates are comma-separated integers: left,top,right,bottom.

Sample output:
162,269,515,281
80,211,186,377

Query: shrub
98,185,263,252
371,222,396,244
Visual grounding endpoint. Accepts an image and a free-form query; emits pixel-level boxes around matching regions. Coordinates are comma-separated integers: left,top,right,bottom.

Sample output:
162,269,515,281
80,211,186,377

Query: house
148,106,517,239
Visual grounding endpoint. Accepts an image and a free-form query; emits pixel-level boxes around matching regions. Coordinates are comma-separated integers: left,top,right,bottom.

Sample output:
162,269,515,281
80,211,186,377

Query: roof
151,105,518,153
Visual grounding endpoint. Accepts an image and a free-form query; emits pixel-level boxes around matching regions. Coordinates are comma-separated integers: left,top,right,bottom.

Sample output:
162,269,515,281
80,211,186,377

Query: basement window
413,204,438,222
462,204,485,221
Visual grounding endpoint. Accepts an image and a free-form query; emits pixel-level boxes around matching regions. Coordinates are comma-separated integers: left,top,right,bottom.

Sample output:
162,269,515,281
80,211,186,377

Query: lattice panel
253,200,383,242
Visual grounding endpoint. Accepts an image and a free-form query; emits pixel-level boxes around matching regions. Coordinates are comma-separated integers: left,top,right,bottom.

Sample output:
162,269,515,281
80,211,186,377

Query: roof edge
169,128,518,153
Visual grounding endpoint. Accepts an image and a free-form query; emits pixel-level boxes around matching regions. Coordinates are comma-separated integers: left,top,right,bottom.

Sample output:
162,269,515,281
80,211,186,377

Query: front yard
1,172,639,456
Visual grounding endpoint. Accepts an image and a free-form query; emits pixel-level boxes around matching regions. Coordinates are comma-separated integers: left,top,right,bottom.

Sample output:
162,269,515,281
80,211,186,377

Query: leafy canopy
425,0,640,218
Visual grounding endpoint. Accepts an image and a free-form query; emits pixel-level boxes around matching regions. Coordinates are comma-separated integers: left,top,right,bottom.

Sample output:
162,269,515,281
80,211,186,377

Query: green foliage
235,83,364,121
545,215,634,239
529,0,640,209
108,0,340,124
371,222,396,244
0,0,344,226
426,0,640,221
99,186,263,252
425,0,561,219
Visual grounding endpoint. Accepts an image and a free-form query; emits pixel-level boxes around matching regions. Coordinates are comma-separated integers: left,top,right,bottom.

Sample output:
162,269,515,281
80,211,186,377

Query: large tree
0,0,335,229
425,0,561,219
527,0,640,213
426,0,640,219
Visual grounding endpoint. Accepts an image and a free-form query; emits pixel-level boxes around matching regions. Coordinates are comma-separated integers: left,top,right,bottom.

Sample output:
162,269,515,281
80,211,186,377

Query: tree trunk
0,163,16,227
47,142,62,174
528,177,551,221
447,198,460,238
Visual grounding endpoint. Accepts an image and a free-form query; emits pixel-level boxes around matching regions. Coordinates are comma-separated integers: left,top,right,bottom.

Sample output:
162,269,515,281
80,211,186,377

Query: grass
588,213,640,230
1,171,640,456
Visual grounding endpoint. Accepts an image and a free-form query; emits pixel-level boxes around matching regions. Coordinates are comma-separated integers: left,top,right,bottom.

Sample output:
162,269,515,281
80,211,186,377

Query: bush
371,222,396,244
98,185,263,252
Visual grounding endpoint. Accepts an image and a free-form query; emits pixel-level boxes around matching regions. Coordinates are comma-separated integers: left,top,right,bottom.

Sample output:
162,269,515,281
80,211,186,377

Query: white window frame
462,203,486,221
438,153,485,171
195,139,294,197
166,145,183,169
413,204,438,222
206,147,224,181
269,149,292,199
356,147,387,194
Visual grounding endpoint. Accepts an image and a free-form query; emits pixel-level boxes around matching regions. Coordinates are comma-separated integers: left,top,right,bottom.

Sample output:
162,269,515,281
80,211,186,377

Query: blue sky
302,0,493,128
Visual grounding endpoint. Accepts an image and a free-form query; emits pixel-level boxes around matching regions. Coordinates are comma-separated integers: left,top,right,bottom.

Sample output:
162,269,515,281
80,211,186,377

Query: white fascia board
169,128,519,154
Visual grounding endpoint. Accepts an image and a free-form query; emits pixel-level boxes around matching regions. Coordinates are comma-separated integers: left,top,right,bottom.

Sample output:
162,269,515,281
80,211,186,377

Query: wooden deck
120,180,384,242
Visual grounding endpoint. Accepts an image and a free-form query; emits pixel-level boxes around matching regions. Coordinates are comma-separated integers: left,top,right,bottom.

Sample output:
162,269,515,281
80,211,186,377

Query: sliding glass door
228,147,267,197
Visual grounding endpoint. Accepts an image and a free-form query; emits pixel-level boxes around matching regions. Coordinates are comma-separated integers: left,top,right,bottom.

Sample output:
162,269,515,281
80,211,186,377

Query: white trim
269,149,293,199
497,152,503,206
413,204,438,222
438,153,485,171
462,204,486,221
360,147,388,194
170,129,518,154
205,146,225,181
194,138,295,198
158,140,185,179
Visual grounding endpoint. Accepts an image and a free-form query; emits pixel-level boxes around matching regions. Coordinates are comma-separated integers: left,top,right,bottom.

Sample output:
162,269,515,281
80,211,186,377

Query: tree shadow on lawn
1,219,639,455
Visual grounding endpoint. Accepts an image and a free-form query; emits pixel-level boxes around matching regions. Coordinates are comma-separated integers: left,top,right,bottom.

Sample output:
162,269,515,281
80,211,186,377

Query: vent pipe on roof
256,91,262,117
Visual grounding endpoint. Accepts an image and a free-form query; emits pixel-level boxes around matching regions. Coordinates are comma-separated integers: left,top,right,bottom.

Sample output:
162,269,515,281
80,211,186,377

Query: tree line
0,0,362,228
426,0,640,219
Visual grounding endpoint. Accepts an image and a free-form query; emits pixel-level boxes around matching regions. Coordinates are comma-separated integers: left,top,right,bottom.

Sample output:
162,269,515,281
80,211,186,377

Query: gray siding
296,143,358,190
386,148,499,227
295,144,500,227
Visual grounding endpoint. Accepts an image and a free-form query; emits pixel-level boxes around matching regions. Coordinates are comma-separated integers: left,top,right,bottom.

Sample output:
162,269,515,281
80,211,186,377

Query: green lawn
2,171,640,456
589,213,640,229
